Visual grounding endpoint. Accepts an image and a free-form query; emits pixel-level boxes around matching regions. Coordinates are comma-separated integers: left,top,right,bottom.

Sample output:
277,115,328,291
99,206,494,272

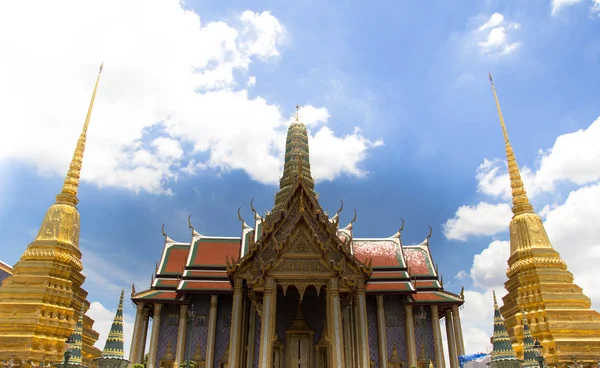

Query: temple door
287,334,312,368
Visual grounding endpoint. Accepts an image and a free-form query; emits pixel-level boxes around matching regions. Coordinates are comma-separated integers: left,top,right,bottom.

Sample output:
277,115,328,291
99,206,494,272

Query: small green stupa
94,289,130,368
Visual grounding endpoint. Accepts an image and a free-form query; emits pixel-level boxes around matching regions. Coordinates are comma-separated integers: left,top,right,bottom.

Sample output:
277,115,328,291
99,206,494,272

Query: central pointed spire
57,63,103,206
488,73,534,217
273,104,316,209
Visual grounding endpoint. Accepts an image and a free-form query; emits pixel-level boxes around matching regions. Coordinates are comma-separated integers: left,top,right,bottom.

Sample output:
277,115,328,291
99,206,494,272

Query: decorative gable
227,180,372,293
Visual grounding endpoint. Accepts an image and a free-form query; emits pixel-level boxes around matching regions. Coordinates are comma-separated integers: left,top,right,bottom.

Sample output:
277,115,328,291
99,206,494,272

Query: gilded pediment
227,180,372,290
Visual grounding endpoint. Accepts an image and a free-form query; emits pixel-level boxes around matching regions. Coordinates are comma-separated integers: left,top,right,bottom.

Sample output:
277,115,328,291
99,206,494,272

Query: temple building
489,74,600,366
130,109,466,368
489,292,520,368
0,65,104,366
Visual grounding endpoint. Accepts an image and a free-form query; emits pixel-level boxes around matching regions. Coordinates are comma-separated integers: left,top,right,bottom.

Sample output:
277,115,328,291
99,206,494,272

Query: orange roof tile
352,240,404,268
189,238,241,267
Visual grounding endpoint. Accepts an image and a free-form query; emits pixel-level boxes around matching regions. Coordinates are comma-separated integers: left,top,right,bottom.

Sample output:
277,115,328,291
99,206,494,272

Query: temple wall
155,304,180,366
190,295,211,362
253,313,261,368
384,295,408,363
213,295,232,368
413,306,435,364
367,295,380,367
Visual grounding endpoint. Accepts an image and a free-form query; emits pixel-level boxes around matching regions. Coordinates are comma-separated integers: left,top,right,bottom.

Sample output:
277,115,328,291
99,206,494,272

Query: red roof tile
366,282,412,292
352,240,404,268
160,244,190,275
403,247,435,276
185,270,228,278
411,291,462,303
189,238,241,267
179,281,232,291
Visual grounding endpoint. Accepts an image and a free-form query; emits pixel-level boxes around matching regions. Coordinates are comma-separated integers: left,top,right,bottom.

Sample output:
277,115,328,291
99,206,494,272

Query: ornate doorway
285,302,315,368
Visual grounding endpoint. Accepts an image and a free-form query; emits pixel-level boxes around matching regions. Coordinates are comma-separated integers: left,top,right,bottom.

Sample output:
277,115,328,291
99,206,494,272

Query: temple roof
134,225,458,306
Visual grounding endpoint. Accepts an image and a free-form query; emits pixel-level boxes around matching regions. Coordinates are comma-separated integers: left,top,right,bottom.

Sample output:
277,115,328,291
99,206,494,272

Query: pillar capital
405,303,414,316
210,294,219,306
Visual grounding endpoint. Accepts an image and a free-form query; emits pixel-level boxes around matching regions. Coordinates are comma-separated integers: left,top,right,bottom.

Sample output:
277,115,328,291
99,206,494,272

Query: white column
175,304,189,365
147,304,162,368
405,304,417,367
137,308,151,363
258,277,276,368
431,305,446,368
228,277,244,366
129,303,144,363
445,310,458,368
330,278,346,368
451,305,465,357
205,295,219,368
376,295,388,368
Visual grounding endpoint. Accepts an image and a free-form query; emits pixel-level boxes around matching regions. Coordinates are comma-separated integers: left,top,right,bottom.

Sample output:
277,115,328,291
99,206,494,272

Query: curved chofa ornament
390,218,405,239
237,207,252,230
162,223,175,244
188,215,201,237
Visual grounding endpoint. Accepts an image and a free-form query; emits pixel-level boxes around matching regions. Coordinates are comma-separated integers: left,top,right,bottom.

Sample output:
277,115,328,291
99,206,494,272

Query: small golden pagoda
0,65,104,365
489,74,600,366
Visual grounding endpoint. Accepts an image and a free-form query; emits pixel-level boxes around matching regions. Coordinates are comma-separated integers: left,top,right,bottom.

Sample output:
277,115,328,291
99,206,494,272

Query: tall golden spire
0,65,104,364
56,63,103,206
488,72,534,216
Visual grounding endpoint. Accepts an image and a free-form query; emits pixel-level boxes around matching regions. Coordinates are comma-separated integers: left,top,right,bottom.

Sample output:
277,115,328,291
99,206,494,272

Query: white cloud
0,0,381,194
473,13,521,57
87,301,135,358
247,76,256,86
475,117,600,202
593,0,600,15
470,240,510,289
552,0,584,15
443,202,513,241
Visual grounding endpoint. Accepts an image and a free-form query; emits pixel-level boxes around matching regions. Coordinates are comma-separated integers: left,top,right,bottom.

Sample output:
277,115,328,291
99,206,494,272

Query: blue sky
1,0,600,358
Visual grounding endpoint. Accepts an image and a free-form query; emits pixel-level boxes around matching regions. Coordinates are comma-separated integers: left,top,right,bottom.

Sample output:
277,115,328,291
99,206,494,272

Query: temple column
405,304,417,367
138,307,151,363
258,277,276,368
129,303,145,363
245,299,257,368
229,277,244,366
329,278,346,368
147,303,163,368
175,304,189,365
205,295,219,368
445,310,458,368
430,305,445,368
376,295,388,368
451,305,465,357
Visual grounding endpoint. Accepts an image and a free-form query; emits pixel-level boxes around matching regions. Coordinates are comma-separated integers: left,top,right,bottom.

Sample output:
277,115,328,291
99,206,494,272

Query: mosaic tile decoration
384,295,407,363
413,305,436,364
155,304,180,367
189,295,211,363
213,295,232,368
253,313,261,368
366,296,380,367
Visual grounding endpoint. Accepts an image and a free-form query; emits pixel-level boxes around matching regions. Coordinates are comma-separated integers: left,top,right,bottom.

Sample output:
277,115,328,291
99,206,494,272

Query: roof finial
56,63,104,206
488,73,534,216
295,103,300,121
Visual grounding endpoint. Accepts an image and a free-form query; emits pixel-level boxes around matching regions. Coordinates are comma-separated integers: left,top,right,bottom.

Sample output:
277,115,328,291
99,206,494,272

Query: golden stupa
0,65,104,365
489,74,600,366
